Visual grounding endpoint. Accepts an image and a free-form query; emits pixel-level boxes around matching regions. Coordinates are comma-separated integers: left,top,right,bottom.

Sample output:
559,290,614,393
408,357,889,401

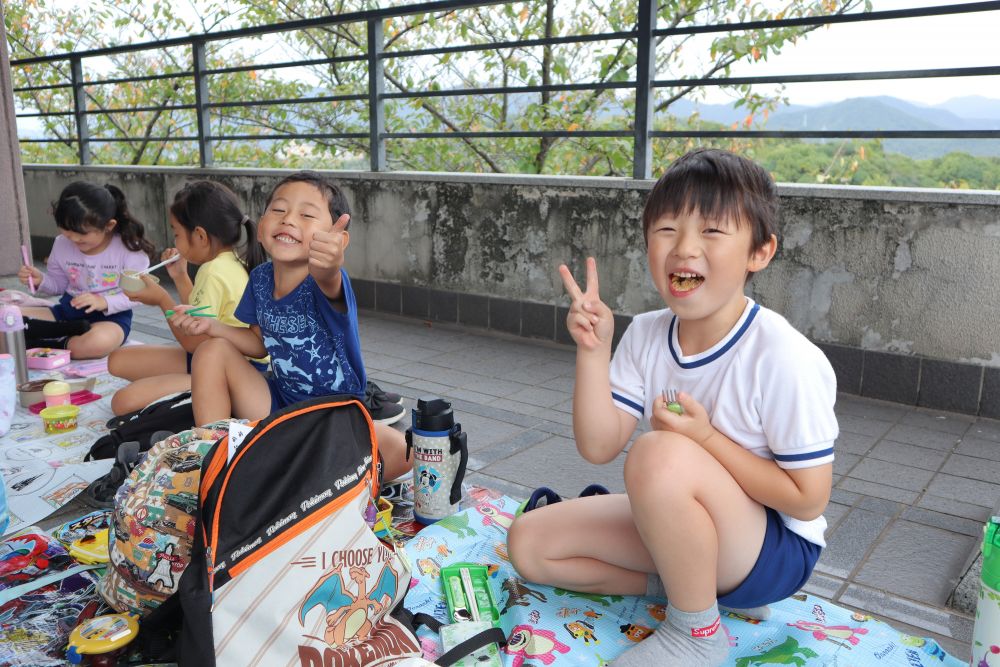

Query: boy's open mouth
274,233,300,245
670,271,704,292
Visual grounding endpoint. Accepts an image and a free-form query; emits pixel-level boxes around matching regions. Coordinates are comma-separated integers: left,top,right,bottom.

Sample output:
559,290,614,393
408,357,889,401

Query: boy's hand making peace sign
559,257,614,352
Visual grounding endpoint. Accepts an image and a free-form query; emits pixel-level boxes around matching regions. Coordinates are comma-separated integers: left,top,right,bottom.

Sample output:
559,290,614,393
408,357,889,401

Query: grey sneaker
364,381,406,425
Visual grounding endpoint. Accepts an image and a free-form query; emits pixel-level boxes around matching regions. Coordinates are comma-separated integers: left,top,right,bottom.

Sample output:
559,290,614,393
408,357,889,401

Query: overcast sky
701,0,995,108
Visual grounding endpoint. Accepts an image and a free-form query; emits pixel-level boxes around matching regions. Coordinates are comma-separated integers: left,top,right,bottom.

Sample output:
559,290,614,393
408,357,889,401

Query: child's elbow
791,494,830,522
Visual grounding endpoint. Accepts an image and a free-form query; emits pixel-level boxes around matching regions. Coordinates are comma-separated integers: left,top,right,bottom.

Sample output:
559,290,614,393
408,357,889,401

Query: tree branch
383,70,504,173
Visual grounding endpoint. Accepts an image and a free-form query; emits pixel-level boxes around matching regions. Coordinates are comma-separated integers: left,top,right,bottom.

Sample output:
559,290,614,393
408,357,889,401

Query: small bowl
18,378,54,407
120,270,158,293
40,404,80,434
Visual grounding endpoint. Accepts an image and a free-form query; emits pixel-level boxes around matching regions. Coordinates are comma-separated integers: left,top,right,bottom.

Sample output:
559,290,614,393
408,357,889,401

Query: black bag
143,395,422,665
86,392,195,461
81,392,197,509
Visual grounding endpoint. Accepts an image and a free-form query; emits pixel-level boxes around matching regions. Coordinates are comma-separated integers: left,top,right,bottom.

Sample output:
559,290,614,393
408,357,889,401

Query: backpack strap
0,563,101,607
409,612,506,667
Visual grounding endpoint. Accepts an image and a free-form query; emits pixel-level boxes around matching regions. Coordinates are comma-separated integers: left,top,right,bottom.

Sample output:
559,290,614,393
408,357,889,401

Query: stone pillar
0,5,31,275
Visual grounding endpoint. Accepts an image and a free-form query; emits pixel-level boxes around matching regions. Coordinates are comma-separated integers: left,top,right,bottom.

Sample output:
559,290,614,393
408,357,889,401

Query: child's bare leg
610,431,767,667
111,374,192,415
19,306,54,320
109,346,193,413
109,345,187,381
65,322,125,359
374,424,410,482
508,494,656,595
190,338,271,425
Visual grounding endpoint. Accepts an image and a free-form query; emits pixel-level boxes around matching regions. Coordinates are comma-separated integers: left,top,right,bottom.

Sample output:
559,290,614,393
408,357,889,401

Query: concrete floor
7,279,995,662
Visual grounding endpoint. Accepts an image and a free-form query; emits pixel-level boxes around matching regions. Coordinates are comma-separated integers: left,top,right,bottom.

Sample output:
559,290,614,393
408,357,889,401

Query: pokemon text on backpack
174,395,421,666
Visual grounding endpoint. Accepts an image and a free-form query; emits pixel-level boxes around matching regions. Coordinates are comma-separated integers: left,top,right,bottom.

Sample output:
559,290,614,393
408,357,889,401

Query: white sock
610,601,729,667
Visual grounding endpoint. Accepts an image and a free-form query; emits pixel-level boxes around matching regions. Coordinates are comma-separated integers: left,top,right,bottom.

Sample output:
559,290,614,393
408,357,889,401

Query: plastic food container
26,347,71,369
40,404,80,434
119,270,158,292
373,497,393,537
18,377,96,407
43,380,72,407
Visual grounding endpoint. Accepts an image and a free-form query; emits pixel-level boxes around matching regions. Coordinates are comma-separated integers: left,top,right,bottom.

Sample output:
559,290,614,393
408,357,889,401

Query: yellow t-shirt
189,251,268,365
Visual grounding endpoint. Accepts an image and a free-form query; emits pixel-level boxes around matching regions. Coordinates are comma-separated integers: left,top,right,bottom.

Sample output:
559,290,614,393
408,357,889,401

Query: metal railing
11,0,1000,179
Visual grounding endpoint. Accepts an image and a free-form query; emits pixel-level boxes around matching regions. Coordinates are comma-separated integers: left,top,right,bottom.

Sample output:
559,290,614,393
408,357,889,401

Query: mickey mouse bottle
405,396,467,524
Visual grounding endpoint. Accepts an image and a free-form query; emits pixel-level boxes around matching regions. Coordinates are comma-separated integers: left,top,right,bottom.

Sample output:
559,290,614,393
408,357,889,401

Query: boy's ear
748,233,778,273
341,230,350,251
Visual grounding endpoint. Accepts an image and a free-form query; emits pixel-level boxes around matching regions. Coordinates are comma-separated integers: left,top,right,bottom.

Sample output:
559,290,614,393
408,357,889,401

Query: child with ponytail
108,180,267,415
18,181,154,359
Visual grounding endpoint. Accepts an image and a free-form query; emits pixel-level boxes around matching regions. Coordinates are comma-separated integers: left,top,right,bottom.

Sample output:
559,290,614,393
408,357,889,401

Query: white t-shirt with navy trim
610,298,838,546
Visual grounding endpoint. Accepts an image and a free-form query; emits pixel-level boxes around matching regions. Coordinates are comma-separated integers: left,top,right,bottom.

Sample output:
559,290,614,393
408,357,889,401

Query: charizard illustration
299,563,399,647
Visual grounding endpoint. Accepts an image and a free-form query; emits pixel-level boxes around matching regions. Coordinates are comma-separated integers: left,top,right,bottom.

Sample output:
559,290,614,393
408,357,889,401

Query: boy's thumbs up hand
308,214,350,282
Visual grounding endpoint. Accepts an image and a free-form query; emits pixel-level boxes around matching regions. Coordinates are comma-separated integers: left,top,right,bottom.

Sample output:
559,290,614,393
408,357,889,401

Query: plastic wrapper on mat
0,530,106,667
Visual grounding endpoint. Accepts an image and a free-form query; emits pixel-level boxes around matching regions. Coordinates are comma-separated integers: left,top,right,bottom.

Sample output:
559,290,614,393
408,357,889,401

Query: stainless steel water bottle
405,396,468,524
0,305,28,385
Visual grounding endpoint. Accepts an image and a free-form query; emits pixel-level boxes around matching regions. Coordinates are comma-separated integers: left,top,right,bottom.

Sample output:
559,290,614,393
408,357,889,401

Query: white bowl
120,270,158,292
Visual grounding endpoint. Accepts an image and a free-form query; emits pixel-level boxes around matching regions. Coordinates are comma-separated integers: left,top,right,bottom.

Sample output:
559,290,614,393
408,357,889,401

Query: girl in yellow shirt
109,181,267,415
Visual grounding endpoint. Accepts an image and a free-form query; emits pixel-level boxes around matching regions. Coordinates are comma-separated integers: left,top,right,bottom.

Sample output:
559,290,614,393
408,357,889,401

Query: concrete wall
0,17,31,275
21,165,1000,370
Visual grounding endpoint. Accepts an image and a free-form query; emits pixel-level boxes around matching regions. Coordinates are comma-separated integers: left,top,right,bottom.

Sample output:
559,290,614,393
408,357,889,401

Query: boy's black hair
641,148,779,253
170,180,266,272
53,181,155,261
266,171,352,229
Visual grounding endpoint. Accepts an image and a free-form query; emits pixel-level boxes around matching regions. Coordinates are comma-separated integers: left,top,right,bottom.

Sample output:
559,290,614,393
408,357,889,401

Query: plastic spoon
138,253,181,275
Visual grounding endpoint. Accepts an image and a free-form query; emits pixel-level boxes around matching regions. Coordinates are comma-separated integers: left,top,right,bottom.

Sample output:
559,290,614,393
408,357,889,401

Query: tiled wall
355,277,999,419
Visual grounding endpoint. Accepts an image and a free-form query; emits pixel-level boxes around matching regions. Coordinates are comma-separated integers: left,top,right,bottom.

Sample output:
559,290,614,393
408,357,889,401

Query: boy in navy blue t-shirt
173,172,409,481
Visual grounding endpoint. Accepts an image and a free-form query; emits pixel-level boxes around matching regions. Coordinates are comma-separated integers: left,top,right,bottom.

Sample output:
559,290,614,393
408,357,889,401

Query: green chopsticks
165,305,216,318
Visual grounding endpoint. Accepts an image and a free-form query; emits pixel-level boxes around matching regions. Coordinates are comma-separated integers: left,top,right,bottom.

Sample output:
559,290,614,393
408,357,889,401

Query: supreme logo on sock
691,616,721,638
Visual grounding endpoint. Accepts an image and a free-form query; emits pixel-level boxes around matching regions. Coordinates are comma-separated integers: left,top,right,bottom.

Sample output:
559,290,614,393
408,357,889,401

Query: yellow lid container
40,404,80,433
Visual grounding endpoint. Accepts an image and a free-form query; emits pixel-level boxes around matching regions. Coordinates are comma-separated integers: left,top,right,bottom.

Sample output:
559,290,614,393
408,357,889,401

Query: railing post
192,39,213,167
633,0,656,180
70,56,90,165
367,18,386,171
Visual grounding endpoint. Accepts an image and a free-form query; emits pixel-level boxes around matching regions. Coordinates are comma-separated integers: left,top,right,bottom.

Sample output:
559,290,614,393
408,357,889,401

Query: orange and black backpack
142,395,423,666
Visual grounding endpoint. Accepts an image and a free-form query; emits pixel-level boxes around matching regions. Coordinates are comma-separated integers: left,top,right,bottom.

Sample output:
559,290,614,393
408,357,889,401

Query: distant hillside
666,96,1000,159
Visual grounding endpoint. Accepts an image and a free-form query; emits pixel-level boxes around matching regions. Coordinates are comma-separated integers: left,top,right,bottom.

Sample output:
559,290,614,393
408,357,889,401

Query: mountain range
668,95,1000,159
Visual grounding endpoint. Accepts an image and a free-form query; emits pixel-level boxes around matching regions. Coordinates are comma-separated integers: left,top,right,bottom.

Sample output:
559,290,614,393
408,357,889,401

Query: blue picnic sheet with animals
403,490,966,667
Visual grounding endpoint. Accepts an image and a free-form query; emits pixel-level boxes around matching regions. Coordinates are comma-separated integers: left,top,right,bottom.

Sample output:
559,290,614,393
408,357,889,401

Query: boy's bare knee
625,432,699,494
506,514,544,582
192,337,238,369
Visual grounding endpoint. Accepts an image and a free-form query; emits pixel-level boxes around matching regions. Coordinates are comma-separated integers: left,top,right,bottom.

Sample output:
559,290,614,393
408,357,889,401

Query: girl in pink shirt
18,182,154,359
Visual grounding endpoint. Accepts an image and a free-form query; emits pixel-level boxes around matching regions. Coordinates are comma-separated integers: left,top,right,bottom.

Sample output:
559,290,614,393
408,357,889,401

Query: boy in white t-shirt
507,149,837,667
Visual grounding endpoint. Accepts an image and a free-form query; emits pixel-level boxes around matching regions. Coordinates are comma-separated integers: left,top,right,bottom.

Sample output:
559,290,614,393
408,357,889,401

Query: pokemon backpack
98,422,230,616
163,395,422,666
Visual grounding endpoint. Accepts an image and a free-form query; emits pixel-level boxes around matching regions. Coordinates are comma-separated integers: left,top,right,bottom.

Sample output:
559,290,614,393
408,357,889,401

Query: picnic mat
1,366,124,536
403,490,966,667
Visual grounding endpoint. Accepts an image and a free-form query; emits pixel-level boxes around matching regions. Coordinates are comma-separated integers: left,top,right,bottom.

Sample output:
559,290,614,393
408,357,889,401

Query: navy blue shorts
265,374,284,414
50,293,133,340
717,507,821,608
